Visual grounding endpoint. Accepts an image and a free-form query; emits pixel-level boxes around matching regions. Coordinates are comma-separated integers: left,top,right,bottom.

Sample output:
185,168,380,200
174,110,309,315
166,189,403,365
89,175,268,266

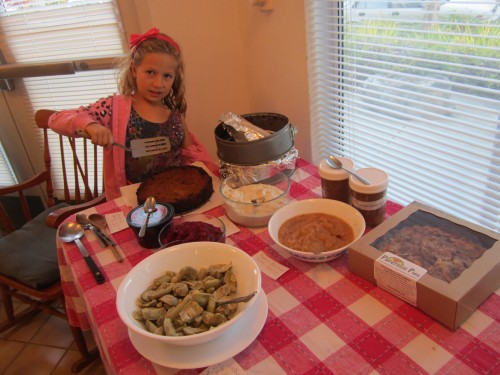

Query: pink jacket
49,95,214,201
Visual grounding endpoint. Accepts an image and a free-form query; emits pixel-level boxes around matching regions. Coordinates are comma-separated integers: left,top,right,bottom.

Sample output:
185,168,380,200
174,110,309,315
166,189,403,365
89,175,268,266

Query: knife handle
84,256,105,284
93,228,112,245
91,226,117,246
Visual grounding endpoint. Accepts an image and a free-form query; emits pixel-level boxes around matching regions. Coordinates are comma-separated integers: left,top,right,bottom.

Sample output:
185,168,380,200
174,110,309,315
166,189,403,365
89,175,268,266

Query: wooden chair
0,109,105,372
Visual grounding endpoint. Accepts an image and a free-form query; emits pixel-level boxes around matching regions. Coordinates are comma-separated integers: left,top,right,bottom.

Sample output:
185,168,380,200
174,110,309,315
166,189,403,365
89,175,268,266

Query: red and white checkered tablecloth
57,158,500,375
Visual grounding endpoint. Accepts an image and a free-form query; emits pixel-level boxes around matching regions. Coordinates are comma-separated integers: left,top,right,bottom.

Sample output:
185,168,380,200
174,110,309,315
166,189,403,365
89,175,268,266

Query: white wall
120,0,311,162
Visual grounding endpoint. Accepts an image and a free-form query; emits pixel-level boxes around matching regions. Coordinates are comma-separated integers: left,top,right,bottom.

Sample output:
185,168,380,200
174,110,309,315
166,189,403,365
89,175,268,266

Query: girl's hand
85,123,113,148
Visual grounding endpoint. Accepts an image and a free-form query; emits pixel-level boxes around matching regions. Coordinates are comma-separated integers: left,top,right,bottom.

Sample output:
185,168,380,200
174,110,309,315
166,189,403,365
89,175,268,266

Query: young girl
49,27,213,201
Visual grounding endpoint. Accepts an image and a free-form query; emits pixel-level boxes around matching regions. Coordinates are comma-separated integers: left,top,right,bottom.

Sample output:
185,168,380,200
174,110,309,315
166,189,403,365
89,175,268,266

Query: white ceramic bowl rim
268,198,366,257
116,242,261,344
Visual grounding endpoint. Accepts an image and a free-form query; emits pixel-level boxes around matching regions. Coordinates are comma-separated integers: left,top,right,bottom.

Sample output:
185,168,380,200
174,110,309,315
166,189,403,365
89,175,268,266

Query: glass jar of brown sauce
318,157,354,204
349,168,388,227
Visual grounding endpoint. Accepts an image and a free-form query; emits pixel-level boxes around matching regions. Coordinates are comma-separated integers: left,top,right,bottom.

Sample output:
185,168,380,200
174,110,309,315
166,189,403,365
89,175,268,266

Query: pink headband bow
129,27,180,53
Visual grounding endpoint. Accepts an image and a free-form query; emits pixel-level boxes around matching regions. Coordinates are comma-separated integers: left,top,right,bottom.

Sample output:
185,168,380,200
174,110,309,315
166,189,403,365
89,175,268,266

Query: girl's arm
49,96,114,147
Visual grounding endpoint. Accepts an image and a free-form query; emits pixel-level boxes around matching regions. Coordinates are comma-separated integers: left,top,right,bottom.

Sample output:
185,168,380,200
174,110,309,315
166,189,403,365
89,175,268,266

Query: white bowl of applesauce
268,198,366,262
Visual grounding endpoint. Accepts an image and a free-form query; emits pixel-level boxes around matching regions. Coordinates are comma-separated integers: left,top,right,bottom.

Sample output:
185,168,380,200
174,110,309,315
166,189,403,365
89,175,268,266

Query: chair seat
0,203,68,289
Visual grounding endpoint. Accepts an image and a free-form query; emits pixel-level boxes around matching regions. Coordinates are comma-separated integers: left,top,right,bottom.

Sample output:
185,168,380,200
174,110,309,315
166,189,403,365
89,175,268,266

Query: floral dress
125,107,185,183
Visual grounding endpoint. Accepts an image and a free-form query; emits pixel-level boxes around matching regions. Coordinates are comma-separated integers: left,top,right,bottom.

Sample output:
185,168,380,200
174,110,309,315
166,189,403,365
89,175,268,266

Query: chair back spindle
0,109,104,370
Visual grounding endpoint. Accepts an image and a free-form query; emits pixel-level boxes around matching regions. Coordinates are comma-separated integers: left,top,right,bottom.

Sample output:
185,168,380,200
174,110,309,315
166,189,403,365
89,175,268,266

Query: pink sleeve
48,96,113,137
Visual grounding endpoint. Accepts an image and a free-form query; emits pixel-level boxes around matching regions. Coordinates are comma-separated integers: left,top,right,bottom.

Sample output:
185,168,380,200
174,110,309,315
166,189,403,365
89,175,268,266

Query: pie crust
136,166,214,214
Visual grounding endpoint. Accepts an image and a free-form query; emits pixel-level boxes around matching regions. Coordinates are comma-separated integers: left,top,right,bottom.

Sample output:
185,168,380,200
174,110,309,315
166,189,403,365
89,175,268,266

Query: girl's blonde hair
118,35,187,114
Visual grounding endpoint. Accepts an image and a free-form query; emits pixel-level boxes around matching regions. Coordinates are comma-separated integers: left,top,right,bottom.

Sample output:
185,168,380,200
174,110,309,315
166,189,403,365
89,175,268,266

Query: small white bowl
116,242,261,346
268,198,366,262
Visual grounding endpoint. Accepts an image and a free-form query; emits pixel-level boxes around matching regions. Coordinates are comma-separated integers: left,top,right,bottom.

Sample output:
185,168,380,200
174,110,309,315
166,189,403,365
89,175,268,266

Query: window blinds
0,141,16,186
0,0,125,197
305,1,499,232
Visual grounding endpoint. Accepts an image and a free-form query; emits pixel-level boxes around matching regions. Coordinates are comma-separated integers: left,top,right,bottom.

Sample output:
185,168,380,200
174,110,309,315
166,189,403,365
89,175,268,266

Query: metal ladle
58,222,105,284
326,155,371,185
139,196,156,238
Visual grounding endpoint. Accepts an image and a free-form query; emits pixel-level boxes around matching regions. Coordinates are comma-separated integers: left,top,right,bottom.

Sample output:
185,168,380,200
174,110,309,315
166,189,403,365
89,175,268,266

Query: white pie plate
128,289,268,369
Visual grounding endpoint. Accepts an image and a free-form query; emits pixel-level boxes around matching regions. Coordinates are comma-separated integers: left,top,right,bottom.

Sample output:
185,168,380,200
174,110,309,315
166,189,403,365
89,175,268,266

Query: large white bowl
116,242,261,346
268,199,366,262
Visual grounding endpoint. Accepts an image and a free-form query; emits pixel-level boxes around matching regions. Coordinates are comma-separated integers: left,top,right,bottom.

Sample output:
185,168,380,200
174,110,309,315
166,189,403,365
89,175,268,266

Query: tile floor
0,298,107,375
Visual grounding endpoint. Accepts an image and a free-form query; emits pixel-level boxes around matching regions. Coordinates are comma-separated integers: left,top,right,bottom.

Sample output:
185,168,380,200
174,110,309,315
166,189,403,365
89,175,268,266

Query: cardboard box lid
348,201,500,329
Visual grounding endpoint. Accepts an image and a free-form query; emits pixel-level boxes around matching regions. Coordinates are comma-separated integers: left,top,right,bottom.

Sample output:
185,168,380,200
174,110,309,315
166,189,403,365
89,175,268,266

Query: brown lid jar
349,168,389,227
318,157,354,204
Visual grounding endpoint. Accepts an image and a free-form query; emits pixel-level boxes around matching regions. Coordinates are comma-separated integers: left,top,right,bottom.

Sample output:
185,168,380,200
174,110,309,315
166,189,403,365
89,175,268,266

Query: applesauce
278,213,354,253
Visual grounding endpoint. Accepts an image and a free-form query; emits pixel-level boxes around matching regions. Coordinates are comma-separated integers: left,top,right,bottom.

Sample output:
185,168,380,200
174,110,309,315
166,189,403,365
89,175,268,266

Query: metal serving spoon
59,222,105,284
326,155,371,185
139,196,156,238
216,291,257,307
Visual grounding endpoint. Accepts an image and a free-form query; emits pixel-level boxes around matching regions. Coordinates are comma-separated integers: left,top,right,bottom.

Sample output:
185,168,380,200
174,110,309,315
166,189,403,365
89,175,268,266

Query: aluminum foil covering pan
214,112,297,166
219,147,298,186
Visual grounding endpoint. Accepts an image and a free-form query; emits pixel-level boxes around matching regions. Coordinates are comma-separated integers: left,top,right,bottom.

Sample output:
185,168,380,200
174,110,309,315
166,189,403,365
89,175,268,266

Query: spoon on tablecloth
76,213,107,248
88,213,124,263
88,213,109,233
326,155,371,185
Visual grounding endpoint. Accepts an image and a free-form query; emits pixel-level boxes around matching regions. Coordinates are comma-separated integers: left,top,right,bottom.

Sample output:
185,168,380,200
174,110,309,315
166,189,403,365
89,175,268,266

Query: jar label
352,196,386,211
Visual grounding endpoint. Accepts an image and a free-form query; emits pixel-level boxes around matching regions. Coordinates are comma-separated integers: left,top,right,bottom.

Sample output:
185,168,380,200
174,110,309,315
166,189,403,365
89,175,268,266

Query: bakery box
347,201,499,330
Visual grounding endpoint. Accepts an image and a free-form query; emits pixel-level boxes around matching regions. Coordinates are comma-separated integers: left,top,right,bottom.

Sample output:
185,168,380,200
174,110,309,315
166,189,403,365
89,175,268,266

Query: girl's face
131,52,177,105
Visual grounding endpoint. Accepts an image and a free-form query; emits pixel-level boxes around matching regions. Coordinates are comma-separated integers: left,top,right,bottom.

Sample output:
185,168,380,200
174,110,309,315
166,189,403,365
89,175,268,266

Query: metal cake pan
214,112,296,165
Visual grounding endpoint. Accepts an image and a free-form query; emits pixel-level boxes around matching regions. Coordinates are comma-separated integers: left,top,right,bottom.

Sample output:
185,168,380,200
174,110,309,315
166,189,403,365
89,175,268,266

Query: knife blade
87,217,116,244
88,223,123,262
102,240,124,263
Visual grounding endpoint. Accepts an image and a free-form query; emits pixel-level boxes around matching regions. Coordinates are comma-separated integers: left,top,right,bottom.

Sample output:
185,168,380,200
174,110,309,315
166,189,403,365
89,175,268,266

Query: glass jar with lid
318,157,354,204
349,168,388,227
127,202,174,248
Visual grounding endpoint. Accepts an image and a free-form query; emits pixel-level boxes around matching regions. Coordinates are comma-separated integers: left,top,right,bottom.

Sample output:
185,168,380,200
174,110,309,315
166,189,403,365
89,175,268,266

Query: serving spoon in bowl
326,155,371,185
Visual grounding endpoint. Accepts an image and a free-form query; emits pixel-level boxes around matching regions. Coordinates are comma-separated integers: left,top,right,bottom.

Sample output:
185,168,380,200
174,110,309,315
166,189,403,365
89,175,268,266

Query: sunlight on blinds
305,1,499,231
0,141,17,186
0,0,125,197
